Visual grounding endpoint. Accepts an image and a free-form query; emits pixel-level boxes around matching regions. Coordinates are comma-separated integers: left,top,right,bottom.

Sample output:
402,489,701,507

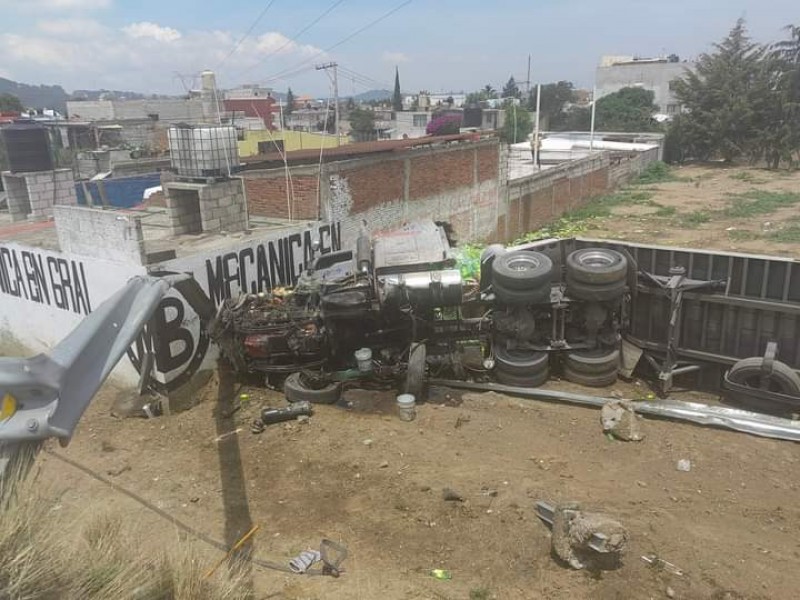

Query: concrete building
595,56,692,115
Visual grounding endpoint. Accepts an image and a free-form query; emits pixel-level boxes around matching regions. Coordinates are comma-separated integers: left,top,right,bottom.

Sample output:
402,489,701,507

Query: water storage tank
1,125,53,173
168,125,239,178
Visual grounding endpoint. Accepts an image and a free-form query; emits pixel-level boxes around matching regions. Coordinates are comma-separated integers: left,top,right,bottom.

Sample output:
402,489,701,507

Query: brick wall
243,170,318,220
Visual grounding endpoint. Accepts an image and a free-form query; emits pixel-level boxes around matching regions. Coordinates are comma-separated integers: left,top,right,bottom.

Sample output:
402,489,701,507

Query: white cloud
0,23,327,94
0,0,111,9
123,22,182,43
382,51,409,64
37,18,106,37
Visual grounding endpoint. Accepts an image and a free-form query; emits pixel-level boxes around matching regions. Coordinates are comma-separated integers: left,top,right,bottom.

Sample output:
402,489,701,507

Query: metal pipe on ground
427,379,800,443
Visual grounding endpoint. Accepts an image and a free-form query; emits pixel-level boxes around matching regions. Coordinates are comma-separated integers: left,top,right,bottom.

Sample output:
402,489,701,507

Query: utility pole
525,55,532,97
316,62,340,146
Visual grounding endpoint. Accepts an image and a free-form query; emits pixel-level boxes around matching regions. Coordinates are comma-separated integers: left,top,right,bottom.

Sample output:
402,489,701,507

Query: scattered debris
261,401,313,425
442,487,465,502
378,460,389,468
641,553,685,576
362,438,373,447
289,549,321,574
106,464,131,477
536,501,628,570
481,486,499,497
250,419,266,434
455,415,471,429
297,415,311,425
601,400,644,441
320,538,349,577
430,569,452,580
214,428,243,442
142,401,162,419
676,459,692,472
666,585,676,598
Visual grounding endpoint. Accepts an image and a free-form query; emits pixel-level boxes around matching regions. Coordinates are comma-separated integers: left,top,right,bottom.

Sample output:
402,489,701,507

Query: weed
729,171,767,184
470,588,491,600
723,190,800,218
768,224,800,243
727,230,760,241
654,205,677,217
635,161,674,184
678,210,712,228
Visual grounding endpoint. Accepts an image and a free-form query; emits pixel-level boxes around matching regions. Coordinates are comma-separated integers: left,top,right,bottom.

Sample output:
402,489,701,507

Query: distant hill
351,89,391,102
0,78,69,112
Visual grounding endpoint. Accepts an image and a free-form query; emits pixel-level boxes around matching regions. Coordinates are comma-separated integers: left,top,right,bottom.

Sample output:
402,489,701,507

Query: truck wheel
284,372,342,404
564,348,620,375
566,248,627,285
494,345,549,376
565,277,626,302
727,357,800,396
495,368,550,388
492,251,553,290
563,367,618,388
404,343,427,401
493,282,552,305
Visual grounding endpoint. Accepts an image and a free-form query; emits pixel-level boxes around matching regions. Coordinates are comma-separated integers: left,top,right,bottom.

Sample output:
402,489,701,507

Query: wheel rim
506,255,541,272
578,250,617,269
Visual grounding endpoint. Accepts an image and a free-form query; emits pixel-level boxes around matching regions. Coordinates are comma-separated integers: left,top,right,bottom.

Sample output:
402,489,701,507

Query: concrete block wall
1,169,78,222
53,205,146,265
164,179,248,236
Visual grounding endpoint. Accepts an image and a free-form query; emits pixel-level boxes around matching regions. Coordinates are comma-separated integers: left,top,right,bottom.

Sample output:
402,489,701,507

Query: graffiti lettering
0,246,91,314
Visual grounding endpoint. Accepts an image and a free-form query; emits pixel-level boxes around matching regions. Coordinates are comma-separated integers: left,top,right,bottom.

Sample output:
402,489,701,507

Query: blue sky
0,0,797,96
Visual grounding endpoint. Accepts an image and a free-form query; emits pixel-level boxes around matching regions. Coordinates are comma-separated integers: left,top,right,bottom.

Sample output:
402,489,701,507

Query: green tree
392,67,403,112
283,87,295,126
595,87,659,132
528,81,575,124
499,106,532,143
502,76,521,99
483,84,497,99
349,107,376,141
673,19,767,162
0,93,24,112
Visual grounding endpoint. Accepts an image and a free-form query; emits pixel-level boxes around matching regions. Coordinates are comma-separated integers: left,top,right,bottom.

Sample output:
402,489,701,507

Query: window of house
413,115,428,128
667,104,679,114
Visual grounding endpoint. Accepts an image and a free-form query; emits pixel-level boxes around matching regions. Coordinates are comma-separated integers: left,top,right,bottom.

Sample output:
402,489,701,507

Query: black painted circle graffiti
127,271,211,394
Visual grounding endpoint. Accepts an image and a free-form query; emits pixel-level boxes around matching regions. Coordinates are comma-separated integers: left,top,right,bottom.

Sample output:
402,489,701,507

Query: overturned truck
212,221,800,413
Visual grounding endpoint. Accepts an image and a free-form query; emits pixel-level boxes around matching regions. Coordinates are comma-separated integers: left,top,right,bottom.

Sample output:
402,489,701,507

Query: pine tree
392,67,403,112
502,76,521,99
673,19,767,162
283,87,295,127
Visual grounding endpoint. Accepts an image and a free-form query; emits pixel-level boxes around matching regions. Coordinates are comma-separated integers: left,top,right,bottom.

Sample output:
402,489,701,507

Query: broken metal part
535,501,609,553
428,378,800,442
641,553,685,576
289,550,321,574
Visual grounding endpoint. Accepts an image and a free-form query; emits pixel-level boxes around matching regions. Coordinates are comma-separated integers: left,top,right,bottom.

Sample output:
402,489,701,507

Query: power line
231,0,347,81
262,1,413,85
215,0,280,71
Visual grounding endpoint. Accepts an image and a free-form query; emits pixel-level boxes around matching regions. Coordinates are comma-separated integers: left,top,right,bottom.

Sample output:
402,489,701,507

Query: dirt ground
25,164,800,599
582,164,800,257
37,374,800,600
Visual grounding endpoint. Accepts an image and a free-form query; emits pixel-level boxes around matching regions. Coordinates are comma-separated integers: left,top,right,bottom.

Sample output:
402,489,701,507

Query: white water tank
168,125,240,178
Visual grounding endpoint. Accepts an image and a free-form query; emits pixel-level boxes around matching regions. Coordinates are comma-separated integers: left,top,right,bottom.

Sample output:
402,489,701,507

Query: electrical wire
261,1,413,85
231,0,347,81
316,91,333,218
43,447,301,574
216,0,280,71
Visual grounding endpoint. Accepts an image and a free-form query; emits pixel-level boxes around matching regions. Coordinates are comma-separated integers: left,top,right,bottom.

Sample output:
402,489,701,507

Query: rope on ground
43,447,298,574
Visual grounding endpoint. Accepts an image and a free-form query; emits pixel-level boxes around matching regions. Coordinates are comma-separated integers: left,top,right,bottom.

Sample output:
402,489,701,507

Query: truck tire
404,342,427,401
562,366,618,388
564,348,620,375
495,368,550,388
284,372,342,404
494,345,549,376
492,251,553,291
565,277,627,302
566,248,627,285
727,357,800,396
493,281,552,305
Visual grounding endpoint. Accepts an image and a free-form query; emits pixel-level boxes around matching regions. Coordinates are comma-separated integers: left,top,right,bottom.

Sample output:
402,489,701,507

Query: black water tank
1,125,53,173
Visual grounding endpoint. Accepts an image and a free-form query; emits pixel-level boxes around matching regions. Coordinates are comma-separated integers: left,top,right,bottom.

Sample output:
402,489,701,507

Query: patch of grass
768,224,800,243
470,588,491,600
677,210,712,228
727,230,760,241
635,161,675,184
723,190,800,218
654,205,677,217
729,171,768,184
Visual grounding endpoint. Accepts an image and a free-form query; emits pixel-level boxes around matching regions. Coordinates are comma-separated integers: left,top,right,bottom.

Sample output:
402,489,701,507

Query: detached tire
566,248,628,285
727,357,800,396
404,343,427,400
565,277,626,302
492,251,553,291
494,346,549,376
563,367,618,388
284,372,342,404
564,348,620,375
495,368,550,388
493,282,552,305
